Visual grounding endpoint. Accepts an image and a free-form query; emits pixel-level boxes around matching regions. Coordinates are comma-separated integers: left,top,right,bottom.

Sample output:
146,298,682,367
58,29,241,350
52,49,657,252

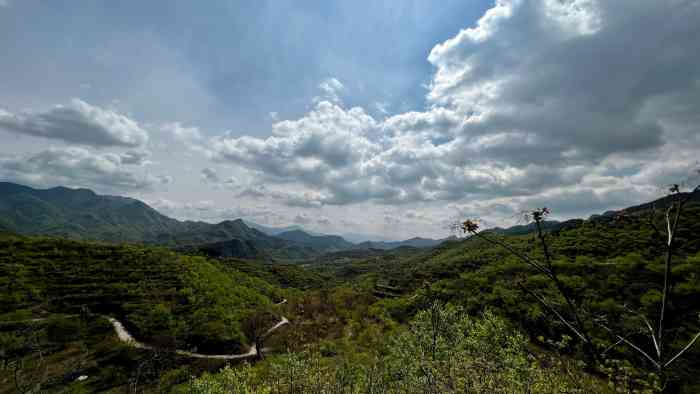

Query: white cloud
293,213,312,225
120,150,151,166
315,77,345,104
156,174,174,185
374,102,389,115
237,185,326,208
201,167,220,183
144,197,275,223
204,0,700,228
0,99,149,147
0,146,169,192
161,122,203,143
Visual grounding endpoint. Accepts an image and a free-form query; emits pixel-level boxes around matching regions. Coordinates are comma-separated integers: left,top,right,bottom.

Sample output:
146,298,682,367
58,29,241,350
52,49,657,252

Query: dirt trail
105,300,289,360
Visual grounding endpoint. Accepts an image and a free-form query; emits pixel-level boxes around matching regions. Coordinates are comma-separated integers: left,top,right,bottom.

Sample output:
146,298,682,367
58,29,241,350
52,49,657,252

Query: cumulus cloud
0,99,149,147
427,0,700,163
146,198,214,218
293,214,312,225
237,184,325,208
156,174,173,185
201,167,220,183
206,0,700,222
211,101,382,204
0,147,169,192
119,150,151,166
199,168,240,190
161,122,203,143
145,197,275,223
315,77,345,103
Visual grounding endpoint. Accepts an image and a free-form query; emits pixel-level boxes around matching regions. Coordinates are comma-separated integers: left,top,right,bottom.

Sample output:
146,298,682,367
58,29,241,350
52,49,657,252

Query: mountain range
351,236,457,250
5,181,695,261
0,182,451,260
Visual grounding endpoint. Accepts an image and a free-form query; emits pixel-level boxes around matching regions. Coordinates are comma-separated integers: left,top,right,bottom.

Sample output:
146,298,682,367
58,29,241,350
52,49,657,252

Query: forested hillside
0,182,326,260
0,233,291,392
2,191,700,393
0,182,448,261
300,196,700,392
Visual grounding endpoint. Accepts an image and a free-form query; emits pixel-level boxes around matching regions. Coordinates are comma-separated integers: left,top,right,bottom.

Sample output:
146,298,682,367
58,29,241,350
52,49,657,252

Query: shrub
47,317,82,343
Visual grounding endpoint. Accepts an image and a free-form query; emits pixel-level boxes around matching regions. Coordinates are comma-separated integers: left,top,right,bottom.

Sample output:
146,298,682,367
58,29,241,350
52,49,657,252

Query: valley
1,181,700,392
3,1,700,392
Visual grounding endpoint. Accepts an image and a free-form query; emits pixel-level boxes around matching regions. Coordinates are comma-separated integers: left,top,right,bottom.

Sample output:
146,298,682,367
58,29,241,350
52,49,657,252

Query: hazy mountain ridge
243,221,321,236
351,236,457,250
488,220,582,236
245,220,394,243
8,181,690,259
0,182,315,260
3,182,700,391
0,182,457,258
275,229,354,252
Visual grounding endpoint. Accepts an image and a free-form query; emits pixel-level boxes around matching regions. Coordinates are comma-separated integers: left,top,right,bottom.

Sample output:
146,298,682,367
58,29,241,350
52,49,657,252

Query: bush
47,317,82,343
190,303,611,393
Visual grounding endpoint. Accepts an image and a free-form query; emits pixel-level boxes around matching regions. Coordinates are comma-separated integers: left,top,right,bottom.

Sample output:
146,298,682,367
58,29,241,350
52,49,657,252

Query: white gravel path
105,300,289,360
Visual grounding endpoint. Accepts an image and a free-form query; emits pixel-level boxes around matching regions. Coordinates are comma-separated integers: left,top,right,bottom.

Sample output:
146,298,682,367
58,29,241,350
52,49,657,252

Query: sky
1,0,699,241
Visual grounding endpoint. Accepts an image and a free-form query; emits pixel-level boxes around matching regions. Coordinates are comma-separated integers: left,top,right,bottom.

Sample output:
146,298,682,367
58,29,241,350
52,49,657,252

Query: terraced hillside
322,199,700,391
0,233,281,353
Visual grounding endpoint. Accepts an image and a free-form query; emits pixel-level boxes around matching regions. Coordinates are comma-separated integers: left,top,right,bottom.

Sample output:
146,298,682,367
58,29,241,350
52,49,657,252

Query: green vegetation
275,229,354,252
0,233,279,351
0,233,287,392
2,185,700,392
0,182,449,262
336,202,700,391
0,182,320,260
189,303,613,393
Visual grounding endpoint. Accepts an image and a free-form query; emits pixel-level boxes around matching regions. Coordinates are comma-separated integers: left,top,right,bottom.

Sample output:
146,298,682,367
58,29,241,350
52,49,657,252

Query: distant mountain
246,220,430,245
244,221,319,236
178,231,318,261
593,191,700,219
485,190,700,236
0,182,315,260
489,220,583,236
276,229,354,252
245,221,393,244
352,236,456,251
2,181,448,259
0,182,182,243
338,232,395,243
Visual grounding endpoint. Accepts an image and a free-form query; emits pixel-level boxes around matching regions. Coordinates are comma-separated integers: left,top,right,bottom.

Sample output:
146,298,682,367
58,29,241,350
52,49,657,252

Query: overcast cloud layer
1,0,699,239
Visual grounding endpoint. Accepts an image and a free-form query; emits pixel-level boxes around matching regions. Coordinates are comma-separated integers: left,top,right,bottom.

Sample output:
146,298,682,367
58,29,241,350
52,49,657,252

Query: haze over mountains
4,181,697,262
0,182,453,260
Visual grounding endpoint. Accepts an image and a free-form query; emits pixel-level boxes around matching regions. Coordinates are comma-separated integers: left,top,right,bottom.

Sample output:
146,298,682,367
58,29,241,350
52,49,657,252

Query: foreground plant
188,303,610,393
461,181,700,382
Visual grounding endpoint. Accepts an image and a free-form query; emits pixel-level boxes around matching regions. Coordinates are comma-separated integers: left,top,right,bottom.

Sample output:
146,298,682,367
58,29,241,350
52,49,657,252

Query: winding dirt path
105,300,289,360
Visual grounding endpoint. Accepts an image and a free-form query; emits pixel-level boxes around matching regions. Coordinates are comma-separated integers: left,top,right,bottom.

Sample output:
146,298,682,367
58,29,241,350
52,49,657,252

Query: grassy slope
0,233,295,392
357,203,700,391
0,182,319,261
289,202,700,390
0,233,284,351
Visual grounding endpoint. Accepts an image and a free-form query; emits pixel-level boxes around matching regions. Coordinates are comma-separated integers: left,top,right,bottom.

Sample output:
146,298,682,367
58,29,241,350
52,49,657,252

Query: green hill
0,182,318,260
275,229,354,252
0,231,299,392
342,198,700,391
0,233,281,353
